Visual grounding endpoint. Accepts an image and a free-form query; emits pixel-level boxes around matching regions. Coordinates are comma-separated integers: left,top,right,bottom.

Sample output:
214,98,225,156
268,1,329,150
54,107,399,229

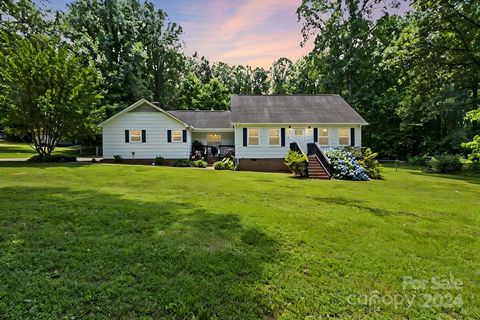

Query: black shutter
243,128,247,146
167,130,172,143
313,128,318,143
141,130,146,143
281,128,286,147
125,130,129,143
182,130,187,142
350,128,355,146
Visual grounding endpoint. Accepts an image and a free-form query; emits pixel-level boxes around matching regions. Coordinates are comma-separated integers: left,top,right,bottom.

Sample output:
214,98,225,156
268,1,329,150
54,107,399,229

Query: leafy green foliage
214,157,236,170
112,155,123,163
429,154,463,173
173,159,192,167
213,161,224,170
154,156,164,165
358,148,383,179
462,135,480,162
192,159,208,168
26,154,77,163
64,0,184,111
284,150,307,177
0,35,103,156
324,148,370,181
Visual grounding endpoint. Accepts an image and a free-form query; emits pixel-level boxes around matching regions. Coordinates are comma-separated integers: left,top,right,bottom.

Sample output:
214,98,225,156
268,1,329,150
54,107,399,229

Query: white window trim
339,128,350,145
130,129,142,143
269,128,281,146
318,128,329,146
248,128,260,146
172,130,183,143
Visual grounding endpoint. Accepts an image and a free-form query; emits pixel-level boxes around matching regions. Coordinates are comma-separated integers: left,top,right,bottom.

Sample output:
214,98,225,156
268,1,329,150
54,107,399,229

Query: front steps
308,155,330,179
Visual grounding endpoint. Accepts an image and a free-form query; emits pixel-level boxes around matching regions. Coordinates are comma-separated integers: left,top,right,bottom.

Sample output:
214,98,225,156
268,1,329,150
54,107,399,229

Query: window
319,128,329,145
130,130,141,142
269,129,280,145
294,128,304,136
172,130,182,142
207,134,221,144
339,128,349,145
248,128,259,145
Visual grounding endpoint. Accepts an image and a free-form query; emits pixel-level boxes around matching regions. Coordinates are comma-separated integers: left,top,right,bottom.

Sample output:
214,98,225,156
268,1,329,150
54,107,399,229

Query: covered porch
191,130,235,163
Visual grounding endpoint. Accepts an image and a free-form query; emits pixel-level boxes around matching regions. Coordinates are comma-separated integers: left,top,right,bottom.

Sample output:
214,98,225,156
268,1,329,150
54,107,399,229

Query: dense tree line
0,0,479,160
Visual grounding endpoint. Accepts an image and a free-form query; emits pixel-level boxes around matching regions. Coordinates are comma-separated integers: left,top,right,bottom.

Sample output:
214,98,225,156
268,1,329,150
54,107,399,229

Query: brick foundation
237,158,288,172
102,159,180,166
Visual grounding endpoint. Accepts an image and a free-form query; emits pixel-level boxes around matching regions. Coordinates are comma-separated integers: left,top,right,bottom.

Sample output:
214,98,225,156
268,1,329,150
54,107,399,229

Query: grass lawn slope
0,164,478,319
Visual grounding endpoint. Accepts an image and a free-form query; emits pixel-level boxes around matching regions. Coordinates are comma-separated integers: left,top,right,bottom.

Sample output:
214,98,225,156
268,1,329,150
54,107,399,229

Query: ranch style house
99,94,368,175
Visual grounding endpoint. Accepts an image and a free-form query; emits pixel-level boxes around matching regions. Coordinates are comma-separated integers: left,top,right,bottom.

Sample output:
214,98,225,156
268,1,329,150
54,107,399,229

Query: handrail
289,142,305,155
307,142,332,178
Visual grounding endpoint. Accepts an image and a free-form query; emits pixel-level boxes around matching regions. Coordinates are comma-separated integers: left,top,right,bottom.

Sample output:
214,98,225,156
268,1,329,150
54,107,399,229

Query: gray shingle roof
168,110,232,129
230,95,368,124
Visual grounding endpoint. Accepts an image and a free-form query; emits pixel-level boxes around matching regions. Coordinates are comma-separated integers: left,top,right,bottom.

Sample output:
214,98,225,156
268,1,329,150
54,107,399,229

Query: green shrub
113,154,123,163
358,148,383,179
154,156,164,165
27,154,77,163
284,150,307,177
213,157,236,170
173,159,192,167
429,154,463,173
213,161,224,170
463,160,480,174
192,159,208,168
407,154,430,167
462,135,480,162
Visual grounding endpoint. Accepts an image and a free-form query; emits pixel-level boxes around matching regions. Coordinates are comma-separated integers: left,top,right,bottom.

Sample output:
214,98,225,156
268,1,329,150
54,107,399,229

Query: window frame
129,129,142,143
269,128,281,146
172,130,183,143
338,128,350,145
319,128,329,146
248,128,259,146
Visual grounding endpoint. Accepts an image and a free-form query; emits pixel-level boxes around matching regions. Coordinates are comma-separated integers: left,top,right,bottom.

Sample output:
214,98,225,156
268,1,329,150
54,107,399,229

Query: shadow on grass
0,162,89,168
0,186,281,319
310,196,422,218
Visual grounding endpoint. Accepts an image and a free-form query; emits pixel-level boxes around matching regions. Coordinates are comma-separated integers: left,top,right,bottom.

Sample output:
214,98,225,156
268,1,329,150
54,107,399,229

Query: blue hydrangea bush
324,148,370,181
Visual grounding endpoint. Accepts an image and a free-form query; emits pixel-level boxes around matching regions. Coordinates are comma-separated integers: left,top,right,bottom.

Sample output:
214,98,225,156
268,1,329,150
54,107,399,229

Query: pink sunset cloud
178,0,312,68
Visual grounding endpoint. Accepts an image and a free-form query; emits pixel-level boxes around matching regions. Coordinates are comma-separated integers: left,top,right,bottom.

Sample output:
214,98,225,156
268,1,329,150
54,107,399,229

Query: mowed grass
0,141,79,159
0,164,479,319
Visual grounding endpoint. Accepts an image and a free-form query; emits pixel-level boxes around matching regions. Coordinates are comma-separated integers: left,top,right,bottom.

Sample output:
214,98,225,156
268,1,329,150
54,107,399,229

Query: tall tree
270,57,293,94
0,36,103,156
64,0,184,112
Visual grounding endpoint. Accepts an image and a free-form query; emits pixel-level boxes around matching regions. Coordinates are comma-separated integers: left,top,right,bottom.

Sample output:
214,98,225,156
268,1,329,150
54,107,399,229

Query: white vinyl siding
102,106,190,159
235,124,363,159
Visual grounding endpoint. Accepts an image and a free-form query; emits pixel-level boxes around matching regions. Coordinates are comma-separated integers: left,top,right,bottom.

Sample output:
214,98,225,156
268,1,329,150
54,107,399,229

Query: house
99,94,368,174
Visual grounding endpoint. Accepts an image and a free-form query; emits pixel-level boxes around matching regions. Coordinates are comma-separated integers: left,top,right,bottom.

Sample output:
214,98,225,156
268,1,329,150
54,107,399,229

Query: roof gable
98,99,190,128
230,95,368,125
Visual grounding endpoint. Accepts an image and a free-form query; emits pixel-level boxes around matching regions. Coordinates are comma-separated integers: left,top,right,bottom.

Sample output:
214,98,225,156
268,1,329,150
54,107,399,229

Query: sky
39,0,408,69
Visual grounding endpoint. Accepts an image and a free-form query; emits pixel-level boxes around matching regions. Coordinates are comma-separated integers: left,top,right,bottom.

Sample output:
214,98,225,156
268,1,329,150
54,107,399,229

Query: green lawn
0,164,478,319
0,141,79,159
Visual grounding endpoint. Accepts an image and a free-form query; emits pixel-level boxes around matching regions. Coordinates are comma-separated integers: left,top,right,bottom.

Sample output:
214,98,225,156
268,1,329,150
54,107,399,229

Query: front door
292,128,307,152
207,134,222,156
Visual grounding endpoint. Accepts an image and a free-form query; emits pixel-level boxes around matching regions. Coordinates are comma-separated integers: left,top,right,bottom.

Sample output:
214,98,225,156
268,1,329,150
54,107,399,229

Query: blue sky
38,0,409,68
